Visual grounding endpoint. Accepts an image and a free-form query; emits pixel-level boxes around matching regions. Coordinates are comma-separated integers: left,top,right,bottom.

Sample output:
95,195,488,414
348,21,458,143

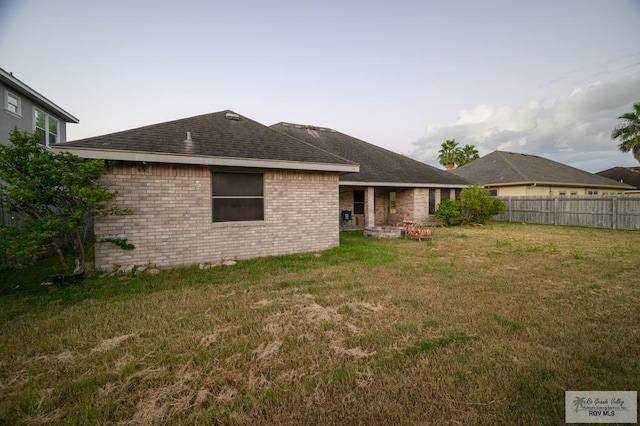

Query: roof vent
225,112,241,121
186,131,192,141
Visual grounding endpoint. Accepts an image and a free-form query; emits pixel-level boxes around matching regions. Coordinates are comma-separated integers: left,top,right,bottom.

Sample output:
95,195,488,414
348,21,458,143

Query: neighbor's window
211,172,264,222
559,192,566,197
587,190,598,196
441,190,450,201
389,191,396,214
488,189,498,197
570,192,578,196
34,108,59,146
353,190,364,215
454,189,461,200
4,90,21,116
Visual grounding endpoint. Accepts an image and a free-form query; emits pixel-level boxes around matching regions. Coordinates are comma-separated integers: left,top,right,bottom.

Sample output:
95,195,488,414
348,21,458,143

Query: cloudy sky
1,0,639,172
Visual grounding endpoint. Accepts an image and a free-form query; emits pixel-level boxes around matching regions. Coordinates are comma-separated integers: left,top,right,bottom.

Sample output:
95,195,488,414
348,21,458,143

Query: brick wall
374,190,387,226
394,189,414,223
95,163,340,270
414,188,430,223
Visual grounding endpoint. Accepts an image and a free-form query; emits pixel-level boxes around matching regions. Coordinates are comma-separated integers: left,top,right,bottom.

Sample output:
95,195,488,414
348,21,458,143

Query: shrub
435,199,461,226
459,184,506,224
0,129,132,274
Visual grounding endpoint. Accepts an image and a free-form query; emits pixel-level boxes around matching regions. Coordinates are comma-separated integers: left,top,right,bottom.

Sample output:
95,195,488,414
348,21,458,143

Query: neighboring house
453,150,633,196
1,67,78,145
596,166,640,192
271,123,469,228
52,111,359,271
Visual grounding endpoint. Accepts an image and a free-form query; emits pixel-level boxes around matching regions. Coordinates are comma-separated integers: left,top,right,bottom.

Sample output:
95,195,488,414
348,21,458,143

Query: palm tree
612,102,640,163
572,396,587,413
438,139,460,170
455,144,480,167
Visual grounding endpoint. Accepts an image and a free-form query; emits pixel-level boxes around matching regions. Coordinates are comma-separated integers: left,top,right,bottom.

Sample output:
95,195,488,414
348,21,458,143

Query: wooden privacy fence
493,195,640,230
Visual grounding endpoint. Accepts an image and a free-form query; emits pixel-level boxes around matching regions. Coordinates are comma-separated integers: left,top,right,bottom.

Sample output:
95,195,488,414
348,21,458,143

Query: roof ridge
62,110,232,143
495,151,529,181
269,123,357,165
272,122,435,167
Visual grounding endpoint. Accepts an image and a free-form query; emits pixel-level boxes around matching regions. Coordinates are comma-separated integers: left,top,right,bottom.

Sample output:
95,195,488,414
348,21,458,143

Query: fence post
508,197,512,222
554,197,558,226
612,196,618,230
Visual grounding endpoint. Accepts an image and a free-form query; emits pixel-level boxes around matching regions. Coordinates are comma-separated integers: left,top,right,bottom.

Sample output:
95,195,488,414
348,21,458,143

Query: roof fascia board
51,146,360,173
0,68,79,123
340,181,467,188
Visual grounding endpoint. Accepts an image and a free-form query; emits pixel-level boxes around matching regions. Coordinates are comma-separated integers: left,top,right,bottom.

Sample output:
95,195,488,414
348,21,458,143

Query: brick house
271,123,469,229
53,111,358,271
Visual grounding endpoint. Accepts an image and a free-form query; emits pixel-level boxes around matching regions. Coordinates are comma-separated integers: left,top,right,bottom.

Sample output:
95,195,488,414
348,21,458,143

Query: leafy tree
435,199,461,226
0,129,130,274
455,144,480,167
612,102,640,163
459,184,506,224
438,139,460,170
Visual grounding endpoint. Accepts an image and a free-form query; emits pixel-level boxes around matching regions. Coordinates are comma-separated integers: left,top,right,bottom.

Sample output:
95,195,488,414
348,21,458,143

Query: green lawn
1,223,638,424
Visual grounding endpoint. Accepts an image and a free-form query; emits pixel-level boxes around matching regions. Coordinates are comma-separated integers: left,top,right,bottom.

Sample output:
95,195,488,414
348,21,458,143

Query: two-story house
1,67,78,145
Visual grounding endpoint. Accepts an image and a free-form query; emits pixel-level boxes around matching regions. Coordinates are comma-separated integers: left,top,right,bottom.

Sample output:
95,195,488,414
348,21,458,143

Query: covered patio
338,185,461,230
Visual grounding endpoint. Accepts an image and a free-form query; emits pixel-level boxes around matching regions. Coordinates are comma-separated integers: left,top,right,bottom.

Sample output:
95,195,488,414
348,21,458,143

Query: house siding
494,185,628,197
95,163,340,270
1,81,68,144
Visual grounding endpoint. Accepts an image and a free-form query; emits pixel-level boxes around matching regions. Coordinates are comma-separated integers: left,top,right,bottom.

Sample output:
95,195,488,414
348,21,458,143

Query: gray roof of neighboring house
54,111,359,172
270,122,469,187
0,67,79,123
453,150,634,189
596,166,640,189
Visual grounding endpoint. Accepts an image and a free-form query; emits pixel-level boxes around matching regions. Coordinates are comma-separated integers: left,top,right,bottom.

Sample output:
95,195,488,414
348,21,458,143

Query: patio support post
365,187,375,228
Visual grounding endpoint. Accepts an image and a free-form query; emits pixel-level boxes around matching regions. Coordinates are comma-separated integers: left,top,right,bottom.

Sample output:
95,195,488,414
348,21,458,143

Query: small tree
0,129,130,273
459,184,506,224
435,199,461,226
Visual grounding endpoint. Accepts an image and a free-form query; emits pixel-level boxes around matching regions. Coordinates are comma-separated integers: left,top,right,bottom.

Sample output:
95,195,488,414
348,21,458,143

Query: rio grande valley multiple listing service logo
566,391,637,423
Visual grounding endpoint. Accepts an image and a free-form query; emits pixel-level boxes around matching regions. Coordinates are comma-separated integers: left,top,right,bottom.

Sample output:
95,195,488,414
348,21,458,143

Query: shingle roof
453,150,633,189
597,166,640,189
270,123,469,187
54,111,357,171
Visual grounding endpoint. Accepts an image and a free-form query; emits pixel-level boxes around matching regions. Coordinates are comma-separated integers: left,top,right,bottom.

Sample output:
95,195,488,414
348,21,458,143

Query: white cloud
411,72,640,172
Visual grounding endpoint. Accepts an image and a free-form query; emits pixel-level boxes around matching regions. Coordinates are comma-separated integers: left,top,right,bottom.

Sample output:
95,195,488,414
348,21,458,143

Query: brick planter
362,226,401,239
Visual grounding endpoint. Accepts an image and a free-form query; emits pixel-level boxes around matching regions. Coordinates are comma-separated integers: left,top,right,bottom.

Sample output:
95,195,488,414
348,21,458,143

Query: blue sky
1,0,639,172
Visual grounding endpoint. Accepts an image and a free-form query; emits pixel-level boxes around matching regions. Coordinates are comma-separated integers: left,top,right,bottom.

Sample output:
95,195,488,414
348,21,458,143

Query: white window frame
4,90,22,117
33,107,59,147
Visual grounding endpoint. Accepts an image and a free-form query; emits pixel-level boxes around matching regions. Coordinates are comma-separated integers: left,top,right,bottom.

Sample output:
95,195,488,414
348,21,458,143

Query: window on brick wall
389,191,396,214
353,190,364,215
428,189,436,214
211,172,264,222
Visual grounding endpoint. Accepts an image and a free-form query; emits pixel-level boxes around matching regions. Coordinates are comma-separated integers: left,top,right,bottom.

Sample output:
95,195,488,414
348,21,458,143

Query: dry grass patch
0,223,638,424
